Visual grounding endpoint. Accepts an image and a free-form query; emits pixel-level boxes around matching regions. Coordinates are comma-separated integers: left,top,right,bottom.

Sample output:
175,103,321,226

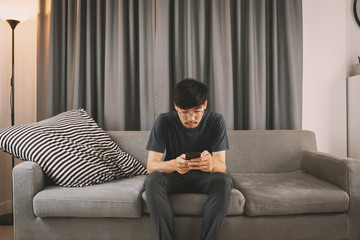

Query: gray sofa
13,130,360,240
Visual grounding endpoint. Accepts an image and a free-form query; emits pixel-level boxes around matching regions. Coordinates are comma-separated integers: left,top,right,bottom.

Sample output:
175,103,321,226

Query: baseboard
0,200,12,216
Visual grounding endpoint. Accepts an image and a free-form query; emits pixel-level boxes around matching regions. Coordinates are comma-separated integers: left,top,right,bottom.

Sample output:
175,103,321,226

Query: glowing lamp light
0,4,30,27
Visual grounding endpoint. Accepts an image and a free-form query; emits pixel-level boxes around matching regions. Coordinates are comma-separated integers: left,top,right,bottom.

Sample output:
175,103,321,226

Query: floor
0,226,13,240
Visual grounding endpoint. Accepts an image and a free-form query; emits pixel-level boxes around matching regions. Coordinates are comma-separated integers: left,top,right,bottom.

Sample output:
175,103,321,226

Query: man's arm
188,150,226,173
147,150,190,174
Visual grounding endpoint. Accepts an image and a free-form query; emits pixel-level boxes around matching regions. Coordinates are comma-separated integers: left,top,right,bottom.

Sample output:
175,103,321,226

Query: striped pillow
0,109,147,187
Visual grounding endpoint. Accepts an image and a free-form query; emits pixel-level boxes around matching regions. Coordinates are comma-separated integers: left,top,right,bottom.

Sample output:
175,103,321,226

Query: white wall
0,0,37,215
346,0,360,77
302,0,347,157
303,0,360,157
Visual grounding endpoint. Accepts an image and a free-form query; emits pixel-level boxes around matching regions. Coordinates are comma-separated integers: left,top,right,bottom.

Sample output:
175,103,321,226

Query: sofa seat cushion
142,188,245,216
33,175,146,218
230,171,349,216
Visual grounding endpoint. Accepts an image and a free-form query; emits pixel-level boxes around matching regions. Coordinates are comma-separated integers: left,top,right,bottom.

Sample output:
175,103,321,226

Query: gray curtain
37,0,303,131
38,0,106,126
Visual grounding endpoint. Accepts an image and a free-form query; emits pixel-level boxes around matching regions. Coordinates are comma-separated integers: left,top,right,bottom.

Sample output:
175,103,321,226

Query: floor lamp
0,4,29,226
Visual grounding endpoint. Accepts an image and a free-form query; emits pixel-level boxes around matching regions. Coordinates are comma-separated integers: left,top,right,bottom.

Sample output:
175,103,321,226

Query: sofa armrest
302,150,360,239
302,151,350,192
13,161,47,223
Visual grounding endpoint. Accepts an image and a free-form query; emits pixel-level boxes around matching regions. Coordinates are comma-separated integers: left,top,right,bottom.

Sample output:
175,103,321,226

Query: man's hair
173,78,207,109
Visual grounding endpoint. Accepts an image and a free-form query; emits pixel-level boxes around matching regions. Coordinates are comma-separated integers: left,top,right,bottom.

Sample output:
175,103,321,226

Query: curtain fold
104,0,155,130
38,0,106,126
37,0,303,131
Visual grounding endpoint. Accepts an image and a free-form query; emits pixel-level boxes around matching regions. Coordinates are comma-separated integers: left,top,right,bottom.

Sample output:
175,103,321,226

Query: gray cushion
231,171,349,216
33,175,146,218
142,188,245,216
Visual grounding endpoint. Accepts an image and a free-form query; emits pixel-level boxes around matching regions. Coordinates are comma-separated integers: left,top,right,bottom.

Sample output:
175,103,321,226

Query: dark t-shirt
146,111,229,161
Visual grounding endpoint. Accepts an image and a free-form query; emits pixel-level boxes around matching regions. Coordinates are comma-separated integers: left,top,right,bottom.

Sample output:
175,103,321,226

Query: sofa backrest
108,130,317,173
108,131,151,167
226,130,317,173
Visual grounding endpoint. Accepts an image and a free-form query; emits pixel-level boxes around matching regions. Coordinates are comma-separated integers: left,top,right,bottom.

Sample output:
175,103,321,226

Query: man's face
174,101,207,129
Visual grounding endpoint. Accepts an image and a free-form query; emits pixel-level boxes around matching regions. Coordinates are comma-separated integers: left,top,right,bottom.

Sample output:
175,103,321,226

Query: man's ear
174,103,178,111
203,100,208,109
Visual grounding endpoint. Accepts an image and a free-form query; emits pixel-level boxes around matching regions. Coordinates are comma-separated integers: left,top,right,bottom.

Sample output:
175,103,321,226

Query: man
145,78,233,240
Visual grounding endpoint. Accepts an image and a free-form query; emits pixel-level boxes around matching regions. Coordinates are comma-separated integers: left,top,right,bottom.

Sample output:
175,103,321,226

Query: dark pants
145,171,233,240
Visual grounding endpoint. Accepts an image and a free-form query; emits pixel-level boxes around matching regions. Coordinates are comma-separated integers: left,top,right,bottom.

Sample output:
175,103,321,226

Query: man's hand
175,154,190,174
188,150,226,173
147,151,190,174
188,150,214,172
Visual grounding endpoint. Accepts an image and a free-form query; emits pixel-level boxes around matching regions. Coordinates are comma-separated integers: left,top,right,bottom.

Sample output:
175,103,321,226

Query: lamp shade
0,4,30,22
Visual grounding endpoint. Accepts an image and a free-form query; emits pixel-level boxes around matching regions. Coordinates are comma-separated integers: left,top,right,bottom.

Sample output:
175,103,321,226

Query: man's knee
145,171,168,191
211,173,233,193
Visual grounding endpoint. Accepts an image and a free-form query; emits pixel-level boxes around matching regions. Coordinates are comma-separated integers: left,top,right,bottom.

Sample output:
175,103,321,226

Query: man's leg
145,171,187,240
193,172,233,240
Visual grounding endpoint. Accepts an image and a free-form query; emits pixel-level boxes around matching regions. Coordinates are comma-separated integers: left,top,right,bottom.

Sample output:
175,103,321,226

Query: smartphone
185,152,201,160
